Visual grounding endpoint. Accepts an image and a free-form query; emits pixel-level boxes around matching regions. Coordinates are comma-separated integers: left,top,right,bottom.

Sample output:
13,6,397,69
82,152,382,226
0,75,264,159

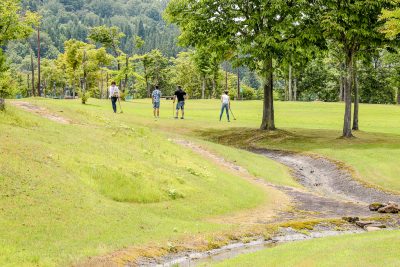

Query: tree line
1,0,400,138
166,0,400,137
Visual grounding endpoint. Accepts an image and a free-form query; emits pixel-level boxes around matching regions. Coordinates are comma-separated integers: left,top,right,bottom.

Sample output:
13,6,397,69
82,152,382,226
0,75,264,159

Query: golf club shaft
229,107,236,120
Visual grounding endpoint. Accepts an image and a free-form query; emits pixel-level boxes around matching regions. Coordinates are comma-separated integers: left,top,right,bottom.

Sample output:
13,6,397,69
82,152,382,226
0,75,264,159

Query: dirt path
135,140,399,267
255,149,400,205
176,140,375,220
174,139,290,224
11,101,72,124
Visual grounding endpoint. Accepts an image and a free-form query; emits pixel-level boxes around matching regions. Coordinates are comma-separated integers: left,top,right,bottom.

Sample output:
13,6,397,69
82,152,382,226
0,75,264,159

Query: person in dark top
173,86,187,119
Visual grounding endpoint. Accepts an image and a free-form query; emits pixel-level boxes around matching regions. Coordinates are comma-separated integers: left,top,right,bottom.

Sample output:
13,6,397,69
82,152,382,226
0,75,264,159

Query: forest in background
1,0,400,107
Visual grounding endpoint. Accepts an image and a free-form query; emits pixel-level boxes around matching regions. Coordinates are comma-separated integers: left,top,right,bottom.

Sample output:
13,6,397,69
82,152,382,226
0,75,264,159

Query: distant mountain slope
19,0,182,58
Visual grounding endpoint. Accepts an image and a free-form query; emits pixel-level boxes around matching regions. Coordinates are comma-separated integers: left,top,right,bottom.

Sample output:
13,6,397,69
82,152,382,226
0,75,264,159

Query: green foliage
81,91,90,104
0,71,18,98
0,0,39,46
359,59,396,104
169,51,200,96
17,0,182,57
381,6,400,39
297,58,339,102
88,25,125,56
137,49,171,96
166,0,326,129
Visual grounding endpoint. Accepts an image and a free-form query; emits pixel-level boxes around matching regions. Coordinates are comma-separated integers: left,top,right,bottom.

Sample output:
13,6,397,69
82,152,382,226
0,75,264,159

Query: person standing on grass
173,85,187,119
220,90,230,122
109,81,120,113
152,85,162,118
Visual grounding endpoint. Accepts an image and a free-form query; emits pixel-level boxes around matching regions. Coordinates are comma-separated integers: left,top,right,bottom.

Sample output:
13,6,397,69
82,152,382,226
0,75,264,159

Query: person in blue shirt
152,85,162,118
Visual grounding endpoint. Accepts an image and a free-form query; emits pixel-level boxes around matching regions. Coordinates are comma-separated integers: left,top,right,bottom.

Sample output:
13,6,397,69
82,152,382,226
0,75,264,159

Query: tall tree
193,48,213,99
63,39,87,98
166,0,324,130
0,0,38,106
89,26,125,88
321,0,399,137
137,49,169,97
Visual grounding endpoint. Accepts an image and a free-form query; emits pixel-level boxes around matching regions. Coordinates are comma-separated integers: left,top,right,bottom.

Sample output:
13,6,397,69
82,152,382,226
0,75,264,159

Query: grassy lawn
213,230,400,267
2,97,399,266
81,98,399,195
0,100,288,266
26,97,400,192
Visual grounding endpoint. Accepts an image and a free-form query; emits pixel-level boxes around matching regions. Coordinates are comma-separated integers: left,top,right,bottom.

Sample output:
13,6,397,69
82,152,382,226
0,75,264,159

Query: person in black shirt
173,86,187,119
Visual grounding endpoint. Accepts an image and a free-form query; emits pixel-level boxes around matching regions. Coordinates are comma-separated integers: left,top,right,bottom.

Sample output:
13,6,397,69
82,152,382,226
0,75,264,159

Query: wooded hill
12,0,182,60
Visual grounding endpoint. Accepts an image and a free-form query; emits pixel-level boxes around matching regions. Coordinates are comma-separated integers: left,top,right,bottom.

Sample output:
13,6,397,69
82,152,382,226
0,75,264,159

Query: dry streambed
135,142,400,267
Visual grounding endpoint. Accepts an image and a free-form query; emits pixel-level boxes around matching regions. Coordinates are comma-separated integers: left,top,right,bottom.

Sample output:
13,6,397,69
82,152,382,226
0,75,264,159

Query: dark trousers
111,97,118,113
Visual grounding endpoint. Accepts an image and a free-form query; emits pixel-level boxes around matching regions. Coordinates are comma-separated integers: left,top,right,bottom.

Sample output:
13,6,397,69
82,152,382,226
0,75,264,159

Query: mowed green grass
38,98,400,193
0,102,291,266
4,98,399,266
32,98,400,192
213,230,400,267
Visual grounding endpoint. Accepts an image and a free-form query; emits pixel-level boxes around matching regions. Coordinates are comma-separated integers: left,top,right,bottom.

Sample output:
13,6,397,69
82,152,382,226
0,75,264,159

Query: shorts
153,102,160,109
176,101,185,110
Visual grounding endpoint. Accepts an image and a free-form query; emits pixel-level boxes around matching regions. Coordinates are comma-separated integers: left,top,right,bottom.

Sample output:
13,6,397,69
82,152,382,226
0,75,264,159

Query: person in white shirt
108,81,120,113
220,90,230,122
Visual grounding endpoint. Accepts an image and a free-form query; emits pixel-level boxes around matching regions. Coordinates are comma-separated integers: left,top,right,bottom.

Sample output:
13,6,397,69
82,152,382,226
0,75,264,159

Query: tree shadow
195,127,400,153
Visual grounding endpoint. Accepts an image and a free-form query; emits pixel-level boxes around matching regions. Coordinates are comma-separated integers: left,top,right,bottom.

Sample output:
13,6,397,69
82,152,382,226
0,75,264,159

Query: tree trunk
212,76,216,99
100,72,104,99
397,88,400,104
293,78,297,101
0,98,5,111
339,75,344,101
201,76,206,99
342,50,354,138
288,64,293,101
106,72,109,98
352,60,359,131
124,55,128,94
225,61,228,92
237,68,240,100
260,58,275,131
30,51,35,96
143,63,151,98
27,74,30,97
145,78,150,98
117,61,122,90
43,79,46,98
72,70,76,98
37,27,41,97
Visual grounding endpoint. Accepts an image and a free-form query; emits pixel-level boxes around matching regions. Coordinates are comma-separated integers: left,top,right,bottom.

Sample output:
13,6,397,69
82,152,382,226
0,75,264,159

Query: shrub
81,92,90,104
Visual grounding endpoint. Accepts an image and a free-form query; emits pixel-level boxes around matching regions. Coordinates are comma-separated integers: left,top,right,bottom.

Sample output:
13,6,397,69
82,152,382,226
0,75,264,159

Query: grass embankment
4,98,399,266
109,98,398,194
71,98,400,194
0,100,289,266
213,230,400,267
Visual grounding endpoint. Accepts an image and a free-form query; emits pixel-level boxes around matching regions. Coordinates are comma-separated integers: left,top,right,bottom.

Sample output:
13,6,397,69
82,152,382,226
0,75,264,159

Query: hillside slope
0,99,287,266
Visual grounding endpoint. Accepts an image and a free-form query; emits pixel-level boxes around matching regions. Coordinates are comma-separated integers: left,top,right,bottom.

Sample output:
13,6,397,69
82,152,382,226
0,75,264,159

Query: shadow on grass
194,127,400,152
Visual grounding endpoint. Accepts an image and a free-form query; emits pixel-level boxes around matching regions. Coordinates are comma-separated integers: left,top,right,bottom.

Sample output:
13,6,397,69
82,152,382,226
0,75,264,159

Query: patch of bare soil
79,141,400,267
176,140,374,221
174,139,290,224
131,141,399,267
11,101,72,124
255,149,400,205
